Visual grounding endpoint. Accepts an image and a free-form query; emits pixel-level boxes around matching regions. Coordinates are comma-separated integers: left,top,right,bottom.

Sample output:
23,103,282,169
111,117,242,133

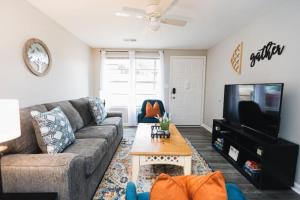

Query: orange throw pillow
150,173,189,200
145,101,161,117
187,171,227,200
150,171,227,200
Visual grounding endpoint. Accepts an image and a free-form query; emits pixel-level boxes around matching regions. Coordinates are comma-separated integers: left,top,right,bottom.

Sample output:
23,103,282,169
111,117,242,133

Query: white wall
204,0,300,187
0,0,92,107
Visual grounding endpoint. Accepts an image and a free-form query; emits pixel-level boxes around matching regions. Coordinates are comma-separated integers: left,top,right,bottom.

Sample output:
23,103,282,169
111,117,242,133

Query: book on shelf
214,138,224,150
243,160,261,179
244,160,261,172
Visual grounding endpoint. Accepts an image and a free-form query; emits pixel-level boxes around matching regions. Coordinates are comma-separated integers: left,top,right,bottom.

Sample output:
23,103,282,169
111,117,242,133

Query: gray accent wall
0,0,93,107
204,0,300,188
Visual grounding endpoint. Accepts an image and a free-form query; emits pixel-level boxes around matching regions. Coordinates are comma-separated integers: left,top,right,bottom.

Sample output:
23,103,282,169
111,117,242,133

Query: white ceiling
27,0,282,49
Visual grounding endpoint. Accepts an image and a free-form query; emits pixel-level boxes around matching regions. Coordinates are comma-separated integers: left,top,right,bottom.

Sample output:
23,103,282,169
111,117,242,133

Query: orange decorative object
150,171,227,200
145,101,161,117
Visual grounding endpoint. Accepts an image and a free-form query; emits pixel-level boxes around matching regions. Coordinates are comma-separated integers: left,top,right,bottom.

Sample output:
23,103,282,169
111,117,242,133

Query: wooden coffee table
130,123,192,183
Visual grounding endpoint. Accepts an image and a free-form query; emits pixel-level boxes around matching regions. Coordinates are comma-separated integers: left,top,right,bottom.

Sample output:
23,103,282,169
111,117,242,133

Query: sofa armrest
1,153,86,200
107,112,122,118
126,182,149,200
226,183,246,200
126,182,138,200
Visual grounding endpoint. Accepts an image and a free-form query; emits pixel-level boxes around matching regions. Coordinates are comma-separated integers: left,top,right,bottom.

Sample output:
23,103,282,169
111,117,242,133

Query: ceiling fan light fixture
148,21,160,31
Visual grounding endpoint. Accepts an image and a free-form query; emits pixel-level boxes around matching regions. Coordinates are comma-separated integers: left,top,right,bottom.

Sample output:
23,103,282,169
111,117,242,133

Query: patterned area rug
93,129,212,200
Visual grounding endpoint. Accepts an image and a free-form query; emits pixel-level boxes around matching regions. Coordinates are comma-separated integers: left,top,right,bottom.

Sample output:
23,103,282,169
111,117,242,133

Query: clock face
23,38,51,76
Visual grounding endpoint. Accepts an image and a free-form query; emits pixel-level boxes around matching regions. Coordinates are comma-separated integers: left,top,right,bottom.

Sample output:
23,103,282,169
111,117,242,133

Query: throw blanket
150,171,227,200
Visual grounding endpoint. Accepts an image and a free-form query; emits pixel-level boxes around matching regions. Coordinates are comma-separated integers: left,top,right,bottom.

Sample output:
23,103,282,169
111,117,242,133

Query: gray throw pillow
31,107,75,154
88,97,107,125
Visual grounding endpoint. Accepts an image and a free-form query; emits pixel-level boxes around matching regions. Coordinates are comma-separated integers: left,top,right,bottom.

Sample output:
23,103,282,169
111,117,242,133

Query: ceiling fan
116,0,187,32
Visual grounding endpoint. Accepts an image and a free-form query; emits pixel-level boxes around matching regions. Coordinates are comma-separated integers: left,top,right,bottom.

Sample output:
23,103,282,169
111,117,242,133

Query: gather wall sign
250,41,285,68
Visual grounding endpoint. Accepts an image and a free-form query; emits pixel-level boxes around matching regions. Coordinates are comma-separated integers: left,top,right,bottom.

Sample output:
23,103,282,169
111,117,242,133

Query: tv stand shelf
212,119,299,189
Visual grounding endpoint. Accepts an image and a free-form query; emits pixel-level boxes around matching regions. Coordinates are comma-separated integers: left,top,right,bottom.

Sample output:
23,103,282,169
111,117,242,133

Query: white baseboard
201,123,212,133
292,182,300,194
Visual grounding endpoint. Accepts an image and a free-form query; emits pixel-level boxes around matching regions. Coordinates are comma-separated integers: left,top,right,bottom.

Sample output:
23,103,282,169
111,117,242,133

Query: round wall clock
23,38,52,76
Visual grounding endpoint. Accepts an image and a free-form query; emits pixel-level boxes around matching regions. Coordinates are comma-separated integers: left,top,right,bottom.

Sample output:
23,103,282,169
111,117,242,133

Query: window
135,58,160,107
101,50,164,125
103,58,130,107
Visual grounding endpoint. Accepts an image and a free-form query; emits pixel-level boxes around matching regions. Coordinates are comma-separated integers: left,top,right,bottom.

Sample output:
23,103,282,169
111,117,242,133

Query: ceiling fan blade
159,0,175,15
160,18,187,27
122,6,146,15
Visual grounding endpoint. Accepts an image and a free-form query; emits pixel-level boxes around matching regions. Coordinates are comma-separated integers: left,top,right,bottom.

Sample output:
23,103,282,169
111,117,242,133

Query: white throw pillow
31,107,75,154
88,97,107,125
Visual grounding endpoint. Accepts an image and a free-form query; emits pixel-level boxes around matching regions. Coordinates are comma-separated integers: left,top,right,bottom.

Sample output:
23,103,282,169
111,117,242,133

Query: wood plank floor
177,127,300,200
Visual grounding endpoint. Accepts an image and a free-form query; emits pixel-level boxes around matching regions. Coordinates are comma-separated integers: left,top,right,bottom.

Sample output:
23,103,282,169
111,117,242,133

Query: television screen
223,83,284,139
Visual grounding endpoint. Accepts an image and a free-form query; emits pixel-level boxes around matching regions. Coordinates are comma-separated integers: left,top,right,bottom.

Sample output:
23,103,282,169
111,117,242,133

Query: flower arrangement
155,113,171,131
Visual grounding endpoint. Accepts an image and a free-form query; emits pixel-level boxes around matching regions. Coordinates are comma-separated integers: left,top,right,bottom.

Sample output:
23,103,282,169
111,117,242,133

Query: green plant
155,113,171,131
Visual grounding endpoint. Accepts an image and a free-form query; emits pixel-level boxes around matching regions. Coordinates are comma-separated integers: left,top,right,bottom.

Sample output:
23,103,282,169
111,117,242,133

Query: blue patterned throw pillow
88,97,107,125
31,107,75,154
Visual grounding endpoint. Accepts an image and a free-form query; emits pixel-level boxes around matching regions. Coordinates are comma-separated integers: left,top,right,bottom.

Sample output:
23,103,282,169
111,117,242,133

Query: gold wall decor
230,42,243,74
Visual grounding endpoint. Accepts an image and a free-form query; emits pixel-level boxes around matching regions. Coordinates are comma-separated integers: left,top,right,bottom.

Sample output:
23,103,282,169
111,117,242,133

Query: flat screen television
223,83,284,140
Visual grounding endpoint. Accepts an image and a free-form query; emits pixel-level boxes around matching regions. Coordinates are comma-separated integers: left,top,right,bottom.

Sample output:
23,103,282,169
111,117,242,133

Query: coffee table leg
132,156,140,183
184,156,192,175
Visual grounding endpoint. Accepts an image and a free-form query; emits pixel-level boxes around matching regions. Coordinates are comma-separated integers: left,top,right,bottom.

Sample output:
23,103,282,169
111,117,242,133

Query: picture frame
23,38,52,76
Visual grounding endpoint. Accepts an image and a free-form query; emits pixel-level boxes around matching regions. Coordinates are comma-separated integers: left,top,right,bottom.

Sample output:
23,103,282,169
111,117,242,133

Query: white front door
169,56,206,125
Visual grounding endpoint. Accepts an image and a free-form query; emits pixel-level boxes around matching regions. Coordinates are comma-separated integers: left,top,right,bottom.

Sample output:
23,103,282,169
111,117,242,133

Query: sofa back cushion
44,101,84,132
0,105,48,154
69,98,92,126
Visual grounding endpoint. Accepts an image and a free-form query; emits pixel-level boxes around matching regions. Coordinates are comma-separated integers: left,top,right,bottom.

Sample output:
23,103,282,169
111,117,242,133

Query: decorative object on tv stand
230,42,243,74
250,41,285,68
0,99,21,193
23,38,52,76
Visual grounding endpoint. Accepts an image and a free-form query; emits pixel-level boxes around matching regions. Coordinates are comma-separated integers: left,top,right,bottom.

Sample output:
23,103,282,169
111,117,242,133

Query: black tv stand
212,119,299,189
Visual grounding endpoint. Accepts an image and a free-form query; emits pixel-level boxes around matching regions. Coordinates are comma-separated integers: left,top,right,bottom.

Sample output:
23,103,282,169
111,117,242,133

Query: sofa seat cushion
69,98,92,126
63,138,108,176
44,101,84,132
75,126,117,146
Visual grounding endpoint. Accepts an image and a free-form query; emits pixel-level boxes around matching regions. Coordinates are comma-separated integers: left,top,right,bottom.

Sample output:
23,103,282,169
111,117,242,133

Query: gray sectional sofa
0,97,123,200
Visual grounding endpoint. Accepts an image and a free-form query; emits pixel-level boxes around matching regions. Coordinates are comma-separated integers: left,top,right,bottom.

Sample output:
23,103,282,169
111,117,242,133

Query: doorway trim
169,56,206,126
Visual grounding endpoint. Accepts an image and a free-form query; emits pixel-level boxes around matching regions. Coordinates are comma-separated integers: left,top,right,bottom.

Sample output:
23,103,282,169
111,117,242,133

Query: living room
0,0,300,199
